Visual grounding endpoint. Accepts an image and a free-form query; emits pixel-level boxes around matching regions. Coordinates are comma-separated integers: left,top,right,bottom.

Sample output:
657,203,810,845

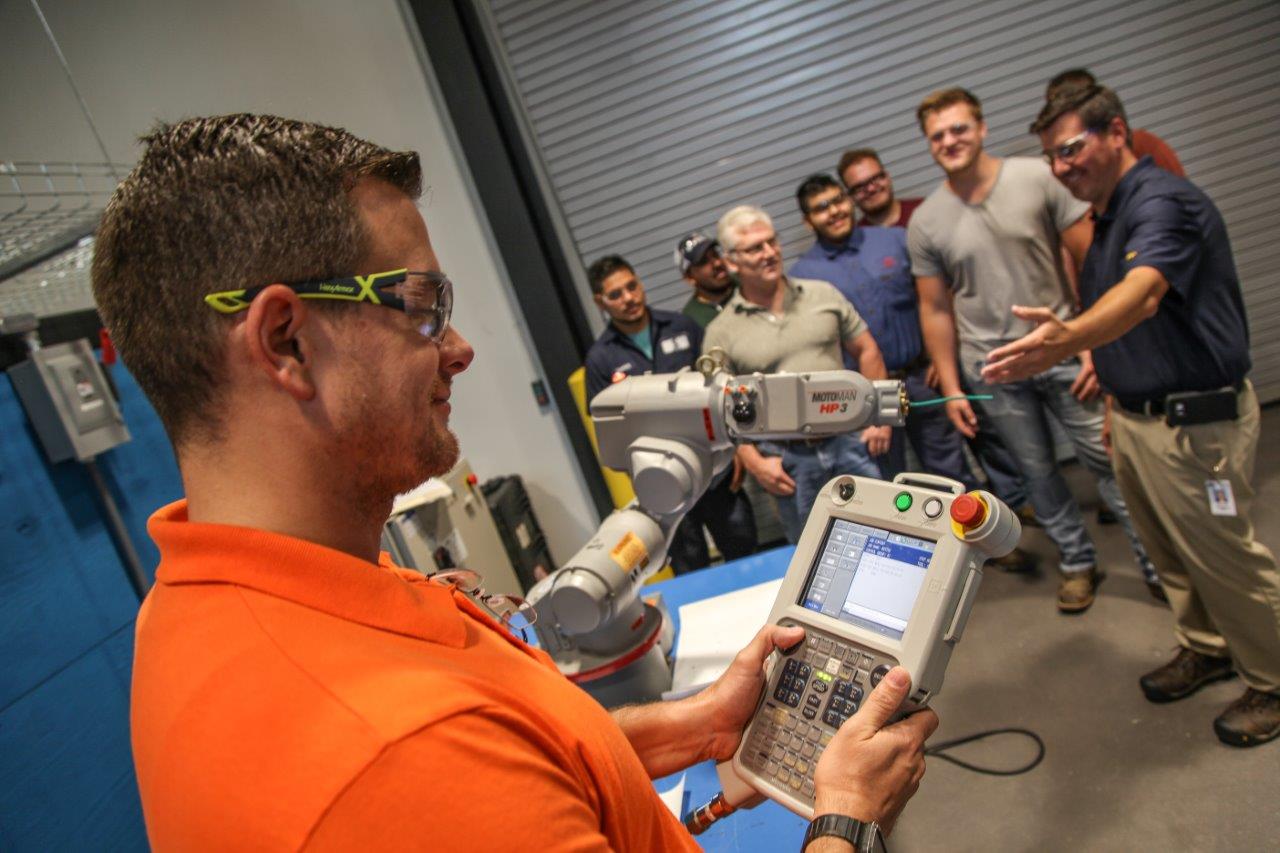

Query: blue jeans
778,433,882,542
964,358,1151,575
667,469,757,574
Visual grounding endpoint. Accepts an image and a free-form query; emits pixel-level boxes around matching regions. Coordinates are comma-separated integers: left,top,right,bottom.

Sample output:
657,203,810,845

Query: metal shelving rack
0,160,128,319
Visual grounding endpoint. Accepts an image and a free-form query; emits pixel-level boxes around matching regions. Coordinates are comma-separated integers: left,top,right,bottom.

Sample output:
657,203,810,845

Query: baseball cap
674,232,718,274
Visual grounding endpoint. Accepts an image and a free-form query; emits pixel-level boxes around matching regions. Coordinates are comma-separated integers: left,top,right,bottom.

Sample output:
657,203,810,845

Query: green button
816,671,833,683
894,492,913,512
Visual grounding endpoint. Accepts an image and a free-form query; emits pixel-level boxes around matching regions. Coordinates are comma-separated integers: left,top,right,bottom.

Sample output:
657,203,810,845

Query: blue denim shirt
1083,157,1251,400
789,226,921,371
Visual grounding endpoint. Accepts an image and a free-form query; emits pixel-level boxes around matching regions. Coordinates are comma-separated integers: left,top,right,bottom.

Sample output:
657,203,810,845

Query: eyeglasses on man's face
847,171,887,197
1041,129,1095,165
430,569,537,635
204,268,453,343
927,122,974,145
731,234,780,260
806,192,851,216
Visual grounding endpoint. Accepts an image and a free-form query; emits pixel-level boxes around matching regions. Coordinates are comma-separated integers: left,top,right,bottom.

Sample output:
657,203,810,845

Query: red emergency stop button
951,494,986,529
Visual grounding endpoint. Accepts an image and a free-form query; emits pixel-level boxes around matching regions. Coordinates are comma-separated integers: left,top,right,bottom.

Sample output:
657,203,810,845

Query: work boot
1015,504,1040,528
990,547,1033,573
1139,647,1235,703
1057,566,1100,613
1213,688,1280,747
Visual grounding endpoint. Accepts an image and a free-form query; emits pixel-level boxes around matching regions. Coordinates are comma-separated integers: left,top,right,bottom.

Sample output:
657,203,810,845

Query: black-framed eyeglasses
847,171,887,197
807,192,850,215
430,569,537,636
1041,129,1095,165
927,122,974,145
204,268,453,343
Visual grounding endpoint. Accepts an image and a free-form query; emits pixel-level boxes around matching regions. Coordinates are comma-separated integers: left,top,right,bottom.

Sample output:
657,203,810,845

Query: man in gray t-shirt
909,87,1153,614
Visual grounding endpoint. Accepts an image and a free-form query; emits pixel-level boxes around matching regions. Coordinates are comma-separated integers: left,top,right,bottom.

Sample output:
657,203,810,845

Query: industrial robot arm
528,352,907,703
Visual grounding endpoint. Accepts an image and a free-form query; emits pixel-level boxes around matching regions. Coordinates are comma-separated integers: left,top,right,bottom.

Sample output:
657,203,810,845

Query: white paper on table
655,773,685,818
663,578,783,700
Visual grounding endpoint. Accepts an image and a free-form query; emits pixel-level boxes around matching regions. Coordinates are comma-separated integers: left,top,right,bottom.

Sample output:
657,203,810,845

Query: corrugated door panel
484,0,1280,400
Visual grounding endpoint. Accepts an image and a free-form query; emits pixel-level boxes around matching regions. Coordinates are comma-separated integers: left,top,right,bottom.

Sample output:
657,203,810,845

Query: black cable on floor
923,727,1046,776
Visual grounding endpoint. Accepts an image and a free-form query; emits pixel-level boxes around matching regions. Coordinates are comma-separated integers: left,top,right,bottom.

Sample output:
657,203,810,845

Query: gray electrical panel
7,339,130,462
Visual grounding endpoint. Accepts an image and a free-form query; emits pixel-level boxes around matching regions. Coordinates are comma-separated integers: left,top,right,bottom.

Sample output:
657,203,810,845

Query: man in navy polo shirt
790,173,976,491
584,254,756,573
983,85,1280,747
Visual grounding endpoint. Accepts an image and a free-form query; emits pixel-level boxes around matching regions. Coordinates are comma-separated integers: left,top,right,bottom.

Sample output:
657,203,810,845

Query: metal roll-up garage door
477,0,1280,399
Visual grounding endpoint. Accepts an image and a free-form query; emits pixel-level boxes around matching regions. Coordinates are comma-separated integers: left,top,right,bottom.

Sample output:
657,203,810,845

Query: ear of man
240,285,317,402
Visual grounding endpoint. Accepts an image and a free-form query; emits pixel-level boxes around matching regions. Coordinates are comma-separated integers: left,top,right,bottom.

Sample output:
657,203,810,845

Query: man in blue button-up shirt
790,174,976,491
984,85,1280,748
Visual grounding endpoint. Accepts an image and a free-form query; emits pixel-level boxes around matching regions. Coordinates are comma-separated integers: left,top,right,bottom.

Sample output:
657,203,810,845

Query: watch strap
803,813,879,851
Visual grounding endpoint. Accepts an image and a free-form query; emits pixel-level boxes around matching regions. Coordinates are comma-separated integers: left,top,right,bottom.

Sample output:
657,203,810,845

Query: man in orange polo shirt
92,114,936,851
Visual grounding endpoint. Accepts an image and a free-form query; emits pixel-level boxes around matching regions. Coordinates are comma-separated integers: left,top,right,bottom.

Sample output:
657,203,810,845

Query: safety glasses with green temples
204,268,453,343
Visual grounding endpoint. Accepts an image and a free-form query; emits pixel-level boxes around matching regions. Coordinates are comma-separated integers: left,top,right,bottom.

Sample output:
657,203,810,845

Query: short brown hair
92,114,420,448
836,148,881,184
1030,84,1131,145
916,87,983,133
1045,68,1095,100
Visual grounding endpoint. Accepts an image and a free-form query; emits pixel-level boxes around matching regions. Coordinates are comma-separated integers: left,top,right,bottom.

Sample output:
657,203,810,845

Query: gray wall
0,0,600,561
484,0,1280,398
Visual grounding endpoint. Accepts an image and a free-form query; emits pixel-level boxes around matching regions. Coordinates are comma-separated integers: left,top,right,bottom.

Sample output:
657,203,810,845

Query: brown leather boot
1139,647,1235,703
1213,688,1280,747
989,547,1034,573
1057,566,1100,613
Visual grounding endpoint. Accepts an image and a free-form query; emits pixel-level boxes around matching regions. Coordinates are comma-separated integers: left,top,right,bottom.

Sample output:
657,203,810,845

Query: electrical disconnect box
7,339,130,462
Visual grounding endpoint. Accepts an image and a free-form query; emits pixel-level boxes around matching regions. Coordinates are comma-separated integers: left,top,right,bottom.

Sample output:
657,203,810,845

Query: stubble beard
340,376,460,519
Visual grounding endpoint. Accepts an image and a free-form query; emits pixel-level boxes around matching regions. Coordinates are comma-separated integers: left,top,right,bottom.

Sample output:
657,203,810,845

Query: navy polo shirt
789,226,921,371
584,307,704,403
1082,157,1251,402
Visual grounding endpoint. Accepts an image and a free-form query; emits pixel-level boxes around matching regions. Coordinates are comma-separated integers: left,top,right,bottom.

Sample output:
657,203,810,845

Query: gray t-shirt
908,157,1090,367
702,277,866,374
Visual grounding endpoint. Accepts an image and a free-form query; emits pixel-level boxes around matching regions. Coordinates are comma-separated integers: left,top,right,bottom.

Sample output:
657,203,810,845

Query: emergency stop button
950,494,986,529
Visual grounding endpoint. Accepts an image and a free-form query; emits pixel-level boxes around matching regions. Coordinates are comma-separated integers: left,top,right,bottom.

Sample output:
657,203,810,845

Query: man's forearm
919,308,963,395
1064,266,1168,353
853,339,888,381
611,693,718,779
736,442,766,474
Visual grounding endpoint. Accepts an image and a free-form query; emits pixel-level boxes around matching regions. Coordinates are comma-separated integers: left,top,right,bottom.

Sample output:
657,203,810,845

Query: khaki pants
1111,383,1280,693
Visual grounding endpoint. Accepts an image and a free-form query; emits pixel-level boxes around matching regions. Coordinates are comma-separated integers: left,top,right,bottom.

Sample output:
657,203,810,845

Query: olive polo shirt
701,276,867,374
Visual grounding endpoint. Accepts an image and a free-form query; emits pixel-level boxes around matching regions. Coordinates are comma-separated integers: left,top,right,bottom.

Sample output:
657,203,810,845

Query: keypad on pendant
741,630,894,808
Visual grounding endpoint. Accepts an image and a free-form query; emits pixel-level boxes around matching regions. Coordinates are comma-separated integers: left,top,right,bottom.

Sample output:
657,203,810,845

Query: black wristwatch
803,813,881,852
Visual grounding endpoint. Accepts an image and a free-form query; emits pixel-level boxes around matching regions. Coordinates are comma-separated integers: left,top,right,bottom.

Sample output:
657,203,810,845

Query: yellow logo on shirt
1125,250,1138,261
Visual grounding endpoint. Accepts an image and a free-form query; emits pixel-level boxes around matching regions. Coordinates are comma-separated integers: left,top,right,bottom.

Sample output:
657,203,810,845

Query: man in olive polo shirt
984,85,1280,747
703,204,890,541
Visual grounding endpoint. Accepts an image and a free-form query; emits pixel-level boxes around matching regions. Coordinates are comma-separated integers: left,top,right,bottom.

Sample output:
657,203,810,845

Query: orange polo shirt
131,501,699,851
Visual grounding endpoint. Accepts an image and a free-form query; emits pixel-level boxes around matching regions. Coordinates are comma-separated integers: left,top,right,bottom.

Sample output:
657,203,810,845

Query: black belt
886,354,930,381
782,436,835,448
1114,380,1245,417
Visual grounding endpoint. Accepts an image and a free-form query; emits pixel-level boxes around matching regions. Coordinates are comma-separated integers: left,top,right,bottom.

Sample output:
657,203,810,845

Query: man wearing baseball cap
675,231,737,328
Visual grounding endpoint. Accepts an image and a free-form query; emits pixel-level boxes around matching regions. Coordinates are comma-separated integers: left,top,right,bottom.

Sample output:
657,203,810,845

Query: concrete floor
891,407,1280,853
